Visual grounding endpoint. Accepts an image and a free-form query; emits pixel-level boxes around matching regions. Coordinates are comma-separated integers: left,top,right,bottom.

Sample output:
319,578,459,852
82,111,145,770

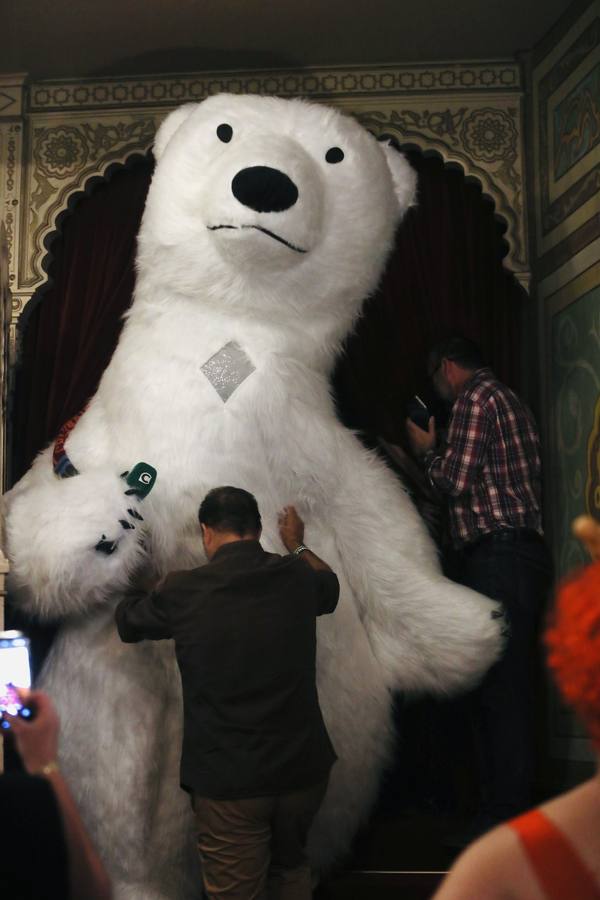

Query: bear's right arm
3,449,147,620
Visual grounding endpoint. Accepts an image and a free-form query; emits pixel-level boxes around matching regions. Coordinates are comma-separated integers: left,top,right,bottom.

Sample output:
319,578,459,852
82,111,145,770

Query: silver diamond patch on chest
200,341,256,402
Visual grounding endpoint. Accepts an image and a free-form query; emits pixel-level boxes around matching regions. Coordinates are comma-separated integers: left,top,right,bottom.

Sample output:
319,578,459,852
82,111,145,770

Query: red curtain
11,159,154,482
332,150,525,444
11,150,523,481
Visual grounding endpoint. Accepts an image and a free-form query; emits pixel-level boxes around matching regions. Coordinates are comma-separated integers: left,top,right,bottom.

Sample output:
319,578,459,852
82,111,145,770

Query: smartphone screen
0,631,32,723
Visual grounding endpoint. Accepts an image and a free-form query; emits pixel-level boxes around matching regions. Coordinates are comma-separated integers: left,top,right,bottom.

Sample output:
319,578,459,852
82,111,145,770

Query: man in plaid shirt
407,336,553,842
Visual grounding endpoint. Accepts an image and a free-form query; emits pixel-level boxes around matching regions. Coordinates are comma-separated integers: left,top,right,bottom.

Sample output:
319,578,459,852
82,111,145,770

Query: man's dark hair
428,335,486,374
199,486,261,536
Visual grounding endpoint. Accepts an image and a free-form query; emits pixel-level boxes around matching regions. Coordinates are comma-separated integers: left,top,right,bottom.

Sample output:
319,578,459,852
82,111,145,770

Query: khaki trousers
192,779,328,900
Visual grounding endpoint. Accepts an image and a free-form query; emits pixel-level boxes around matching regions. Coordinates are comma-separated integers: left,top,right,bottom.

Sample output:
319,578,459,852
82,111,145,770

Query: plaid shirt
426,368,543,548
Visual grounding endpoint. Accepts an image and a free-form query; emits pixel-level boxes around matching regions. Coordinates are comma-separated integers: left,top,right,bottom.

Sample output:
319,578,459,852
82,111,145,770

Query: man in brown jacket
115,485,338,900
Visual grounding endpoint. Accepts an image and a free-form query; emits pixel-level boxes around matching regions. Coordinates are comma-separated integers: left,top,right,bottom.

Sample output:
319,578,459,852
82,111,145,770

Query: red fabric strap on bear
52,406,87,477
509,809,600,900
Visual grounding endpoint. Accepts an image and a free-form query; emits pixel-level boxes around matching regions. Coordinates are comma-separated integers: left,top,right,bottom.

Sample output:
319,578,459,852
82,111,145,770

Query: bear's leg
39,615,201,898
308,593,395,871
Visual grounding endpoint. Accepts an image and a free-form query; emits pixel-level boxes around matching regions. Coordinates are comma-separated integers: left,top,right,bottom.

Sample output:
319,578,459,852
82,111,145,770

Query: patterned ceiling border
27,61,521,112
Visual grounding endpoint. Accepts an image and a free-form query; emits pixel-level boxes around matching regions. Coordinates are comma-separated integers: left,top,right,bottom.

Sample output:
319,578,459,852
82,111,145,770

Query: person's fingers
405,421,418,443
2,710,24,734
573,515,600,560
15,686,32,704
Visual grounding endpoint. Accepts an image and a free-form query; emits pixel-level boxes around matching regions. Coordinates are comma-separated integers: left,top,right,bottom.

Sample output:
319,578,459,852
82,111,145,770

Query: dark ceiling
4,0,575,81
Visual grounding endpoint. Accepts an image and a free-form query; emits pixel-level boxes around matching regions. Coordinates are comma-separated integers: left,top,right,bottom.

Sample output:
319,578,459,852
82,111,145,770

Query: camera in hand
407,395,431,432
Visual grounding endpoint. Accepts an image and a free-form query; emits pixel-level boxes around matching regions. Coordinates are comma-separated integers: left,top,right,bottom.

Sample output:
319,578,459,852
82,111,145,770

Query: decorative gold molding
531,3,600,258
355,97,527,274
21,113,159,291
0,223,12,495
0,74,27,119
28,62,521,112
0,118,24,335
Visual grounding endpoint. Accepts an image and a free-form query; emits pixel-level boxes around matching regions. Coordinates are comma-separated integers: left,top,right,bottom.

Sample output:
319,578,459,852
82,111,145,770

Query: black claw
124,488,142,497
127,508,144,521
95,538,118,555
119,519,135,530
120,470,129,480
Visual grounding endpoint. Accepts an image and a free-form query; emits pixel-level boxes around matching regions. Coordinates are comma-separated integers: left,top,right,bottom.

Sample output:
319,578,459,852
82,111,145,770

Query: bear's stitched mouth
207,224,306,254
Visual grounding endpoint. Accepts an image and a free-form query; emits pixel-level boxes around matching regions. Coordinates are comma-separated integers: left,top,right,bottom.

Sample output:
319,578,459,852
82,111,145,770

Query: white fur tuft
379,139,418,212
153,103,196,161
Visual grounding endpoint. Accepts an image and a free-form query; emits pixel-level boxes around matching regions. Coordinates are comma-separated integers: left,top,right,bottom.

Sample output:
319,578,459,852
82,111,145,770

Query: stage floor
314,808,463,899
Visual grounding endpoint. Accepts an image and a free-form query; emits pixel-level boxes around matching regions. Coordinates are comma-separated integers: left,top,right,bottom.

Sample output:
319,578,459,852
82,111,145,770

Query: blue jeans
456,530,553,820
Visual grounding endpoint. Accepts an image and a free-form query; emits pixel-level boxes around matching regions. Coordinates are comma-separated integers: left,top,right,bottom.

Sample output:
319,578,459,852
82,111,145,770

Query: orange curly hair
545,560,600,749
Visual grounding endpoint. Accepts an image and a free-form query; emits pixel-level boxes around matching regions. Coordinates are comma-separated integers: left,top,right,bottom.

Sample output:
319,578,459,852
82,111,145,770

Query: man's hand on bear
278,505,305,553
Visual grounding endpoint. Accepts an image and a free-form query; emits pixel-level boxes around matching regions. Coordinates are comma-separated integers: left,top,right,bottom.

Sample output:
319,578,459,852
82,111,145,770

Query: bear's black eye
325,147,344,164
217,123,233,143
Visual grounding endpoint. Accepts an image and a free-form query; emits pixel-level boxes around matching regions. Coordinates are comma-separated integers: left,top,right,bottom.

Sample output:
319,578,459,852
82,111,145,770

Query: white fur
4,94,501,898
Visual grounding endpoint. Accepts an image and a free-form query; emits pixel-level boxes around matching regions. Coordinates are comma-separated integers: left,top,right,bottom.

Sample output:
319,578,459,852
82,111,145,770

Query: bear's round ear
378,140,418,214
153,104,197,161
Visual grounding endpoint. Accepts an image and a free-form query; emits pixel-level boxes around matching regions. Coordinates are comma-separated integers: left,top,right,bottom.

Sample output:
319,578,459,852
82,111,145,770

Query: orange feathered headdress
545,557,600,749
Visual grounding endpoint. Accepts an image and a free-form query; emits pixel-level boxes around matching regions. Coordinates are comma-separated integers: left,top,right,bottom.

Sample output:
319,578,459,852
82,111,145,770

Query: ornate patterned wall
528,1,600,572
527,0,600,769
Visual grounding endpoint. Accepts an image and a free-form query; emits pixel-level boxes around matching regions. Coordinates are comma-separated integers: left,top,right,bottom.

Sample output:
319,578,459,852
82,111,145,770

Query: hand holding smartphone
406,394,431,432
0,630,34,729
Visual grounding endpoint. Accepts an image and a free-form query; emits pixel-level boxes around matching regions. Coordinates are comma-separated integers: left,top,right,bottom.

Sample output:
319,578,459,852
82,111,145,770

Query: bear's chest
70,332,339,501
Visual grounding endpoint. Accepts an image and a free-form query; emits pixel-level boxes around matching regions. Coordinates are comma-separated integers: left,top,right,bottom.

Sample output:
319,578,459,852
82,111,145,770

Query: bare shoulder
432,824,545,900
541,780,600,882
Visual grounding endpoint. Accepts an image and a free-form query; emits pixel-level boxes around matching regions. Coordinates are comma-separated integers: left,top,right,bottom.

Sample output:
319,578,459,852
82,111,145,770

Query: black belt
462,528,544,552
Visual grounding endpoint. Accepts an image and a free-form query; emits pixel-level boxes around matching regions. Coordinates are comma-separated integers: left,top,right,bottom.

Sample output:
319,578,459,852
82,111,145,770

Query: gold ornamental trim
28,62,521,112
356,100,526,271
0,75,27,118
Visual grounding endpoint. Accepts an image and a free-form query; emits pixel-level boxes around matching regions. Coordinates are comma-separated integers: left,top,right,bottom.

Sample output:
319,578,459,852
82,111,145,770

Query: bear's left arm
328,429,503,695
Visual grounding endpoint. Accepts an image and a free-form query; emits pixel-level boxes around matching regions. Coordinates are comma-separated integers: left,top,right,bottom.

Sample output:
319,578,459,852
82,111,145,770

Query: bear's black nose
231,166,298,213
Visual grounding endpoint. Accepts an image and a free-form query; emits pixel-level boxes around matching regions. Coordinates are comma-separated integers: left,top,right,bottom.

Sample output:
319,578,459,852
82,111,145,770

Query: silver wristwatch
293,544,309,556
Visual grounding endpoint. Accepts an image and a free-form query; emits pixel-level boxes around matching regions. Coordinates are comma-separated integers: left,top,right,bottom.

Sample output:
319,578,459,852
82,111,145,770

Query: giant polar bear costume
5,94,502,898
